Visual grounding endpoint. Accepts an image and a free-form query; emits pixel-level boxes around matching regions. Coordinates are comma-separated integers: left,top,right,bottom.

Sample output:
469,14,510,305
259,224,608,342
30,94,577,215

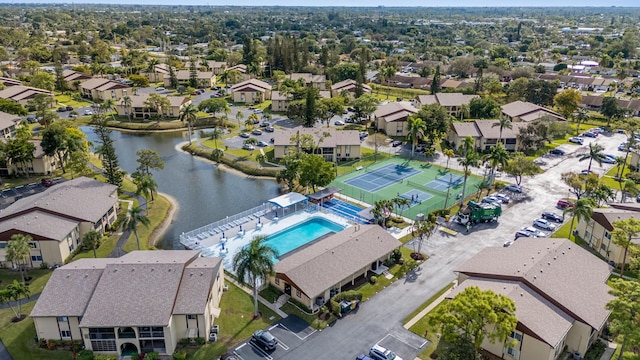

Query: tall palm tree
179,103,198,145
579,143,607,172
209,127,224,149
236,110,244,129
135,175,158,211
457,136,477,207
573,107,589,136
123,205,150,251
5,234,32,283
614,156,626,180
2,280,30,320
100,98,117,121
407,116,426,158
563,198,594,243
611,218,640,278
122,95,132,122
232,236,278,318
491,116,513,143
482,143,510,184
393,197,411,217
621,179,639,202
443,149,455,169
82,230,102,258
411,220,435,255
619,135,637,182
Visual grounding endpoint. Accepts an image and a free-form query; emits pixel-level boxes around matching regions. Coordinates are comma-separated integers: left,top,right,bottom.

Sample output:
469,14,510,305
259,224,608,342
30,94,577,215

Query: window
91,340,116,352
275,278,280,285
296,290,301,298
60,330,71,338
69,244,75,252
187,314,197,320
0,243,6,249
57,317,68,322
139,326,164,338
31,255,43,262
605,231,611,240
29,242,37,248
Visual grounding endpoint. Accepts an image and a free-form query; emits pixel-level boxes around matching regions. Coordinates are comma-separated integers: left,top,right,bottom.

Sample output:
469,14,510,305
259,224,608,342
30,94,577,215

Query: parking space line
235,343,248,351
232,351,245,359
249,341,274,360
376,333,423,350
278,323,317,341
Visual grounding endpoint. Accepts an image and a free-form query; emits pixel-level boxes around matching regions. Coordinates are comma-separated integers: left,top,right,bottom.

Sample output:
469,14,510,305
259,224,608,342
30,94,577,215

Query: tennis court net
364,167,404,184
406,180,447,196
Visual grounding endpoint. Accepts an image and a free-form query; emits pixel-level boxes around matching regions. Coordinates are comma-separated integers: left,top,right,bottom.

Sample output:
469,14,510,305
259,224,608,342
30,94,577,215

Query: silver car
533,219,556,231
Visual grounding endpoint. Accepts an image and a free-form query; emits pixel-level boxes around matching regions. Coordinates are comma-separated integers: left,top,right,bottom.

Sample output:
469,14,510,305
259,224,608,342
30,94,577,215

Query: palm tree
407,116,426,158
371,199,394,228
5,234,32,283
236,110,244,129
457,136,478,207
136,175,158,211
491,116,513,143
614,156,626,180
179,103,198,145
232,236,278,319
563,198,594,243
382,66,396,99
619,135,637,182
621,179,639,202
1,280,30,320
209,127,223,149
123,205,150,251
579,143,607,172
393,197,411,217
411,220,436,255
122,95,132,122
574,107,589,136
100,98,117,121
443,148,455,169
82,230,102,258
482,143,510,184
611,218,640,278
457,103,470,120
211,148,224,163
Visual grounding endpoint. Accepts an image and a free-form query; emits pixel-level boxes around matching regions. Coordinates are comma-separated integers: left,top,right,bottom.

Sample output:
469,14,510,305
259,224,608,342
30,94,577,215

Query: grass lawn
71,233,119,260
551,219,586,246
409,300,448,359
0,302,73,360
54,93,91,109
122,194,171,252
279,303,335,330
185,282,280,360
403,282,455,326
0,269,53,295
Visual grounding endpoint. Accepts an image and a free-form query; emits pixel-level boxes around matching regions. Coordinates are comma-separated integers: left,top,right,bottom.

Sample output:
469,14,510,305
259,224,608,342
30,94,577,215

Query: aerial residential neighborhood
0,4,639,360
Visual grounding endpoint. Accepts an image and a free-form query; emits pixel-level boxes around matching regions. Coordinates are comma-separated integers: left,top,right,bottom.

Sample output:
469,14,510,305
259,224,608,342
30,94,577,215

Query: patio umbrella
239,225,243,232
221,242,225,250
257,216,261,224
221,232,225,240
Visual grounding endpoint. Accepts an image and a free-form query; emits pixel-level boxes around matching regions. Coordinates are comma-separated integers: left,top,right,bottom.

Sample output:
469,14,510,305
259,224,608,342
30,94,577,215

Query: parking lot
0,177,64,209
230,316,317,360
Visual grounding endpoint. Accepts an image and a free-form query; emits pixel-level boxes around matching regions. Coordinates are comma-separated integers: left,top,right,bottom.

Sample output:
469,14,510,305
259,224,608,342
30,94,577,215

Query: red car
557,199,574,209
41,179,53,187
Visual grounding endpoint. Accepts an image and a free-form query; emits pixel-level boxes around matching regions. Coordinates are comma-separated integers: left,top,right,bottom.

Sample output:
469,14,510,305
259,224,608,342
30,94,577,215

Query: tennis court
330,158,483,219
344,164,420,192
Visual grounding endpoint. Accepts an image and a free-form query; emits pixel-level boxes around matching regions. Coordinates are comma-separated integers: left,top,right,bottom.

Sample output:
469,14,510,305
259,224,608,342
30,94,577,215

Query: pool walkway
226,277,289,319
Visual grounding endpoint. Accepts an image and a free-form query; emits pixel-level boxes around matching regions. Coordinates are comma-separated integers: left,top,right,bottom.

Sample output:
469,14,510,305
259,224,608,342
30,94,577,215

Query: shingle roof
31,259,116,317
455,238,612,330
590,208,640,233
0,177,118,223
173,257,223,315
273,127,360,147
373,102,419,119
80,250,202,327
275,225,401,298
0,111,19,130
79,78,111,90
433,93,479,107
501,101,564,121
230,79,271,92
474,120,528,139
331,79,372,92
451,121,480,138
0,210,78,241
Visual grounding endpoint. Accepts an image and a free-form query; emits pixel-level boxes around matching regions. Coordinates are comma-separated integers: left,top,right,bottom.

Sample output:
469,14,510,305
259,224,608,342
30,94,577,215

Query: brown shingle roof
230,79,271,92
274,225,401,298
456,238,612,330
373,102,419,119
0,111,19,130
273,127,360,147
173,257,223,315
451,121,480,138
0,210,78,241
0,177,118,223
590,208,640,232
475,119,528,139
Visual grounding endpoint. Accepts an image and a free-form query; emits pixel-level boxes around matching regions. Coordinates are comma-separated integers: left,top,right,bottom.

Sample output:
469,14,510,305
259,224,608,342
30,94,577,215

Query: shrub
77,350,94,360
178,338,190,346
329,299,341,315
145,352,159,360
332,290,363,302
370,275,377,284
95,355,119,360
289,297,312,313
172,351,187,360
195,337,206,345
392,248,402,263
39,262,49,269
626,171,640,184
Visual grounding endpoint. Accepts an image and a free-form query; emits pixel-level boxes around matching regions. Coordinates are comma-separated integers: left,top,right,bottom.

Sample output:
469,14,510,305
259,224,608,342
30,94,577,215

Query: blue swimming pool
266,217,345,259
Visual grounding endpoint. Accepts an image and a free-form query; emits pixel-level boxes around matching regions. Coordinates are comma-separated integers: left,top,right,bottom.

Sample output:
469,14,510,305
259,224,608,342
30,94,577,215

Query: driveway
278,132,627,358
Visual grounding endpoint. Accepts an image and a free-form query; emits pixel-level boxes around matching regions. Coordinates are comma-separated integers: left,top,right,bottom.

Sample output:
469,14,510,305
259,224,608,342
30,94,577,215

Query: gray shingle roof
373,102,419,119
173,257,223,315
450,278,574,347
273,127,360,147
0,111,19,130
0,210,78,241
80,250,202,327
0,177,118,223
274,225,401,298
455,238,612,330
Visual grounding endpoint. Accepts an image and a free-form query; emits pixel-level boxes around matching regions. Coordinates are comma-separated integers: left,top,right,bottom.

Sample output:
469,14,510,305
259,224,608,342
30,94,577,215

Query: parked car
264,126,275,132
515,230,534,239
533,218,556,231
557,199,574,209
253,109,263,114
581,169,594,175
259,122,270,127
66,106,73,111
251,129,263,135
359,131,368,138
242,144,255,150
503,241,513,247
84,109,93,115
155,86,165,91
334,120,345,126
582,131,598,138
392,140,403,147
251,330,277,351
26,115,37,123
257,141,269,147
618,143,628,151
523,226,546,237
239,132,250,138
591,127,605,134
41,178,53,187
549,148,565,156
369,344,403,360
491,193,510,204
504,184,523,193
568,137,584,145
541,212,564,223
57,107,67,112
482,196,502,206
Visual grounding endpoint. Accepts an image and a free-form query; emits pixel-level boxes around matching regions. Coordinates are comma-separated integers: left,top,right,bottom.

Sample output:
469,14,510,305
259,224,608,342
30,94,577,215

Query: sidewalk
225,277,288,319
599,340,618,360
403,281,457,330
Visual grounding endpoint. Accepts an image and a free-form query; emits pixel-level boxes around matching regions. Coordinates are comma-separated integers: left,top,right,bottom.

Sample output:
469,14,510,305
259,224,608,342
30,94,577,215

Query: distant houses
0,85,54,107
272,127,361,162
116,94,191,119
230,79,272,104
373,102,419,137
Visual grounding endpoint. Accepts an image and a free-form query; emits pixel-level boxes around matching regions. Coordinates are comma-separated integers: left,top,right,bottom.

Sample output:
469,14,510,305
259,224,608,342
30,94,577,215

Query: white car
522,226,546,237
155,86,165,91
369,344,403,360
84,109,93,115
334,120,345,126
533,219,556,231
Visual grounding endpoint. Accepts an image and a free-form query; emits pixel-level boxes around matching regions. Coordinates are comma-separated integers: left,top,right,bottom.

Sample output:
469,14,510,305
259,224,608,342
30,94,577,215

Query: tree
563,198,594,243
316,97,344,127
144,93,170,120
415,104,450,147
429,286,517,355
179,103,198,145
40,121,88,174
27,94,55,124
606,278,640,360
122,95,133,121
100,98,117,121
371,199,394,228
431,65,441,94
612,218,640,278
574,107,589,136
136,149,164,176
443,148,455,169
4,137,35,177
411,219,435,256
553,88,582,120
458,137,479,207
601,97,623,128
232,236,278,318
5,234,32,283
492,116,513,143
524,79,559,106
482,143,510,184
94,118,124,188
393,197,411,217
129,74,149,87
407,116,426,158
0,280,31,321
133,173,158,210
469,97,501,119
298,154,336,192
236,110,245,128
198,98,229,116
123,205,150,251
82,230,102,258
0,99,27,116
579,143,606,172
30,71,55,91
621,179,639,203
352,94,379,121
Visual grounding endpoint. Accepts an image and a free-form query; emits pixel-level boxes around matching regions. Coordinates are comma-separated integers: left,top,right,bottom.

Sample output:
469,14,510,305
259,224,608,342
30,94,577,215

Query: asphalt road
272,131,627,359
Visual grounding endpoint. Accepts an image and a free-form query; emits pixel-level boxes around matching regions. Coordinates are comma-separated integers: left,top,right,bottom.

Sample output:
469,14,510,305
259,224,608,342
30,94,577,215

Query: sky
5,0,640,6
